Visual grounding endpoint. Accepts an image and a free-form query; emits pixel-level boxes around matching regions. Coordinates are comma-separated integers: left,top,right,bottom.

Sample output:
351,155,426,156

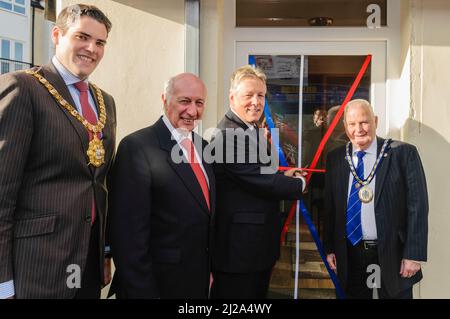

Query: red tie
181,138,210,211
73,81,100,139
74,81,97,224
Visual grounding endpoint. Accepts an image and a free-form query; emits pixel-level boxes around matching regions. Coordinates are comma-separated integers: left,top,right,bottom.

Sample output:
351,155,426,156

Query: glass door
238,42,385,298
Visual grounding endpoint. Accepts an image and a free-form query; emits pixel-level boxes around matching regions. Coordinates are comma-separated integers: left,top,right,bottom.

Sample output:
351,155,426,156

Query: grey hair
343,99,375,123
163,76,176,105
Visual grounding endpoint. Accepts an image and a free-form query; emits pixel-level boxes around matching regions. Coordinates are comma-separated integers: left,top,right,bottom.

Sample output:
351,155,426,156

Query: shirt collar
230,107,256,130
52,56,87,86
162,115,192,143
353,138,377,156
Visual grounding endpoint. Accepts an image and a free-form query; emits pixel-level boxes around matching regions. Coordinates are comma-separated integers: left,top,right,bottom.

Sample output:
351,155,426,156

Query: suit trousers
345,241,412,299
74,219,101,299
211,268,272,299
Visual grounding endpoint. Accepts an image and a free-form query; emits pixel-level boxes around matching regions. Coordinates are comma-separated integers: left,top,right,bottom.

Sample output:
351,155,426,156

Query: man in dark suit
324,99,428,299
0,4,115,299
108,73,215,299
210,65,306,299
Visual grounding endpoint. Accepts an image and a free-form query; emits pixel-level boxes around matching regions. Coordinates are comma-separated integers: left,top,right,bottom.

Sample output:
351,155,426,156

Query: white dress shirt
347,139,378,240
52,56,99,120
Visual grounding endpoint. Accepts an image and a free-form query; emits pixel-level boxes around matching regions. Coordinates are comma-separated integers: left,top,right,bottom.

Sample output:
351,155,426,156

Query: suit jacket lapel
201,144,215,216
91,85,115,179
338,145,351,214
155,118,211,216
375,136,391,206
39,63,90,162
226,110,250,131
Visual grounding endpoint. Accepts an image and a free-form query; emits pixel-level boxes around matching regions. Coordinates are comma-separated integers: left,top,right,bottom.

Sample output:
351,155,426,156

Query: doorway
240,42,385,298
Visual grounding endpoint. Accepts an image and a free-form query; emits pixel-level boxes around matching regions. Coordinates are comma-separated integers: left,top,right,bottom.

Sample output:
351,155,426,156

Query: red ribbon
280,54,372,244
278,166,326,173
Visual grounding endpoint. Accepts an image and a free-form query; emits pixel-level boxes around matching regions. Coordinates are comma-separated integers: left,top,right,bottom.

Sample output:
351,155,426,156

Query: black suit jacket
212,111,304,273
0,63,116,298
108,117,215,298
324,137,428,296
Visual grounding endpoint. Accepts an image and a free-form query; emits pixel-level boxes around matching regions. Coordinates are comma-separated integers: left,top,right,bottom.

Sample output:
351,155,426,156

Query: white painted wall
404,0,450,299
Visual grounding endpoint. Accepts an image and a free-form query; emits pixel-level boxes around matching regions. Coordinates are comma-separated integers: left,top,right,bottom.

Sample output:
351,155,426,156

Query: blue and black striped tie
346,151,366,245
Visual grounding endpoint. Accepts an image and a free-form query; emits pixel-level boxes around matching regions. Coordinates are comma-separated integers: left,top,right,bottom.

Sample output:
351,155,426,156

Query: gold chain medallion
87,135,106,167
358,186,374,203
26,70,107,167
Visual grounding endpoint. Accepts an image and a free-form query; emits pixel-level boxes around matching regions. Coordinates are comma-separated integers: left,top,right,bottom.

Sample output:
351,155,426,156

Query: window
0,0,26,15
1,38,25,74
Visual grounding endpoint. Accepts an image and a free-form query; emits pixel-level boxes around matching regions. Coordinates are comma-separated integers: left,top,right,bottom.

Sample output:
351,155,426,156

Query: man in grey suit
324,99,428,299
0,4,116,298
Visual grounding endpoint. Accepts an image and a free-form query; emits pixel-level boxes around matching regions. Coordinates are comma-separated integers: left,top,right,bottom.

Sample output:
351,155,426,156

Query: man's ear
229,91,235,109
161,93,168,111
374,116,378,128
51,26,61,46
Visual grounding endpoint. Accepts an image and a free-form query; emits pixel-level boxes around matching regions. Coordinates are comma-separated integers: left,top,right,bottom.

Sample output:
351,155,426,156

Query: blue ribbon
249,55,344,298
263,100,288,167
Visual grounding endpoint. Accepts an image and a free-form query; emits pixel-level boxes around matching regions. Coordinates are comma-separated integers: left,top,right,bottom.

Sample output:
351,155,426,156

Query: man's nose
251,95,259,105
186,102,197,115
85,40,97,53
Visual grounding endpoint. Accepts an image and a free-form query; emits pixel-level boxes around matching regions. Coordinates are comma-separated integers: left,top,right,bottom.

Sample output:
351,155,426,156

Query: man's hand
284,168,307,178
326,253,337,271
400,259,421,278
104,258,112,286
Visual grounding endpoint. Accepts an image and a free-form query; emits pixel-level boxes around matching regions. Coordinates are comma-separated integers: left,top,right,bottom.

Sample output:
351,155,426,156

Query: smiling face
163,73,206,132
230,77,266,124
344,101,378,151
52,15,108,80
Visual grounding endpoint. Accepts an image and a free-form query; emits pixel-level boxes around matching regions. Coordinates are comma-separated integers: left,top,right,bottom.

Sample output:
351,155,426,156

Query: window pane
237,0,386,27
15,42,23,61
252,55,301,167
0,1,13,11
1,61,10,74
15,0,25,5
14,4,25,14
1,40,11,59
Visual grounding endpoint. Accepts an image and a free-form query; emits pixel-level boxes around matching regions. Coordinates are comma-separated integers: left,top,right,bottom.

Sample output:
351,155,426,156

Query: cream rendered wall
404,0,450,298
200,0,224,137
60,0,185,142
33,8,54,66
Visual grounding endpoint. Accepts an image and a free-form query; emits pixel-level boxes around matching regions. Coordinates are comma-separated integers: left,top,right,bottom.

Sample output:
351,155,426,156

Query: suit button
206,247,209,253
85,216,92,223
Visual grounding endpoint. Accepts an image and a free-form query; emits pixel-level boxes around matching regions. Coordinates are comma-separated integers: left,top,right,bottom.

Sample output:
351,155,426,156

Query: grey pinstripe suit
0,63,116,298
324,137,428,297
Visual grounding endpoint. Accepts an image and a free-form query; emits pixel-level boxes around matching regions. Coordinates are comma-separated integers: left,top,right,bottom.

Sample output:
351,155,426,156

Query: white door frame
236,41,387,135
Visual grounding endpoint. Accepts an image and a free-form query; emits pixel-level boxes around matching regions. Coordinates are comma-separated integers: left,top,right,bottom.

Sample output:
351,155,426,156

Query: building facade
36,0,450,298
